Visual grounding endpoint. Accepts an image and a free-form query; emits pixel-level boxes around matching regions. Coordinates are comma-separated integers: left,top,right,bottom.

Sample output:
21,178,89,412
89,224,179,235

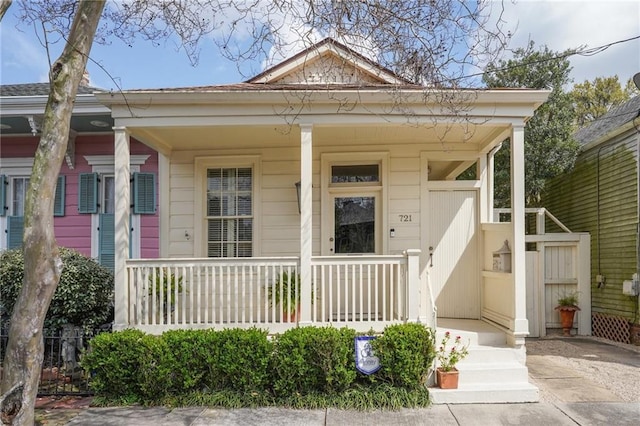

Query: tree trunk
0,1,11,22
0,1,105,424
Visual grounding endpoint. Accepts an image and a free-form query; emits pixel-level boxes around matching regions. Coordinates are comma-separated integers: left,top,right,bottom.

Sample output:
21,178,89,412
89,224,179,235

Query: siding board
543,135,638,322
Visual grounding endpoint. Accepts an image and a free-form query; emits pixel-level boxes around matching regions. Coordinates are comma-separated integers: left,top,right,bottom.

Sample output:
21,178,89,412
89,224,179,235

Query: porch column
406,249,421,322
299,124,313,325
158,152,170,257
487,144,501,222
113,126,131,330
510,124,528,344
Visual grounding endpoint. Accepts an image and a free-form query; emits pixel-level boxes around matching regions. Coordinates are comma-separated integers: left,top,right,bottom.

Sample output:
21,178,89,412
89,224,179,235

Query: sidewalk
35,337,640,426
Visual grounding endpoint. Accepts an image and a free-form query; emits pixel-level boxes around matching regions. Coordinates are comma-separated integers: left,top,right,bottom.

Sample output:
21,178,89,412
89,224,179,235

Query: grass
92,384,431,411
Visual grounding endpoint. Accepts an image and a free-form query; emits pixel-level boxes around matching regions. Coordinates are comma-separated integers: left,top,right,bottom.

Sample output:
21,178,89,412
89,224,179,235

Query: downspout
596,145,603,287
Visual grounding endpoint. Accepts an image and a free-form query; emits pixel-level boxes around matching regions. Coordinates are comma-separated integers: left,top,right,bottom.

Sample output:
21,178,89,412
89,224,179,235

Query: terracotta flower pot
555,305,580,336
436,368,459,389
283,305,300,323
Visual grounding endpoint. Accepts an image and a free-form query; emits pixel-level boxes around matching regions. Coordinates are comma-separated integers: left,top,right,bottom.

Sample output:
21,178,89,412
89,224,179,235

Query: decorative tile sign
354,336,381,375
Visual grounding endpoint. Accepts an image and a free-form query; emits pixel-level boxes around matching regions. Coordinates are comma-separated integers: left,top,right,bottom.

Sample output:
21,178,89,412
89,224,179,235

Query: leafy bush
84,324,436,407
212,328,272,392
372,323,435,389
0,248,114,330
81,329,169,402
161,329,216,392
271,326,356,395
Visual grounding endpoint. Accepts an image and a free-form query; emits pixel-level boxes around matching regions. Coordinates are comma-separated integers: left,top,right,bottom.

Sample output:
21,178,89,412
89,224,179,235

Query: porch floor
430,318,539,404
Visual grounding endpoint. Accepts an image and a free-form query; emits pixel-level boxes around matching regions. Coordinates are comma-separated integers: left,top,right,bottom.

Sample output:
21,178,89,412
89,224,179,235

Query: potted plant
555,292,580,336
268,270,300,323
436,331,469,389
148,271,184,322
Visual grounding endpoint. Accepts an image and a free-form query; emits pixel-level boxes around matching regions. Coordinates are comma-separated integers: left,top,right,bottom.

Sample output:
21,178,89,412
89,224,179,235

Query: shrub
212,328,272,392
271,326,356,395
81,329,170,402
84,325,436,407
0,248,113,330
161,329,217,392
372,323,435,389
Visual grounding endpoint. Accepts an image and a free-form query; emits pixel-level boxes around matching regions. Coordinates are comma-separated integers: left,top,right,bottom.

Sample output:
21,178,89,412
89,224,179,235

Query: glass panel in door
333,196,376,254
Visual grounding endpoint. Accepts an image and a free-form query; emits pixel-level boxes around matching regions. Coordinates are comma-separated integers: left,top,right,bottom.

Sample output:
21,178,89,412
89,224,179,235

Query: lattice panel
592,313,630,344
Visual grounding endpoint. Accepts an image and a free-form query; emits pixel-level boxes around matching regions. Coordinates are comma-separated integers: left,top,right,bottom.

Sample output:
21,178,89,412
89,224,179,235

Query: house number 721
399,214,412,222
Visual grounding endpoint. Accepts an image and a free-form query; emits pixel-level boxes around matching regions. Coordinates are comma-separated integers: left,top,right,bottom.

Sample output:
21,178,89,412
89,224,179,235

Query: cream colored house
97,38,549,403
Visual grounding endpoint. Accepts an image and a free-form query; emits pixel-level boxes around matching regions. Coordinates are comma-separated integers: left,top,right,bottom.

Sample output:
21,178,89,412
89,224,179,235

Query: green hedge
271,326,357,395
372,323,436,388
82,323,435,407
0,247,113,330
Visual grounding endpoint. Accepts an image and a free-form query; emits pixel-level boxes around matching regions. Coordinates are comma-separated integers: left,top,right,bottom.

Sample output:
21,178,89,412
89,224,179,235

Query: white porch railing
310,255,408,331
124,252,419,334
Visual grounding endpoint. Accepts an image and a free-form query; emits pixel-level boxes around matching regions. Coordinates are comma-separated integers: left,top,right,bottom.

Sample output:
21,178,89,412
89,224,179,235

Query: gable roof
574,95,640,146
246,38,413,85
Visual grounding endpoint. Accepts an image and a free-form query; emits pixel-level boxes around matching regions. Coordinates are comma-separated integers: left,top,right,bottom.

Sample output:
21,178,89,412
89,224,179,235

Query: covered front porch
103,101,543,351
120,212,520,338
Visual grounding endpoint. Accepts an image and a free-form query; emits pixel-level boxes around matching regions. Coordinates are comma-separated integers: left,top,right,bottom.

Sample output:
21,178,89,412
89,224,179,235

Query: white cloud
499,0,640,84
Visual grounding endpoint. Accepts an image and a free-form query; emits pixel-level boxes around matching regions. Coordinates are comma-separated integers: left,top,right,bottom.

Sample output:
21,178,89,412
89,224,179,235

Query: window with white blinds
206,167,253,257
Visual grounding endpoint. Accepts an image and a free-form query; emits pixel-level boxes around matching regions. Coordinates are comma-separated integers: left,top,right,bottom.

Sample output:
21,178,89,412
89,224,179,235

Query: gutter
0,93,110,115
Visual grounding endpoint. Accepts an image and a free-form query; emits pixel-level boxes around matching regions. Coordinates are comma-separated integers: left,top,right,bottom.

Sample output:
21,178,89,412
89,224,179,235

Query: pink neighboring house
0,83,159,267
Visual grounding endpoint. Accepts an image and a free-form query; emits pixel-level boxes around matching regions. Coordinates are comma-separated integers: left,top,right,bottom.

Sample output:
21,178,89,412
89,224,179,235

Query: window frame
195,156,261,258
0,158,34,249
320,152,389,256
205,167,254,258
84,155,150,261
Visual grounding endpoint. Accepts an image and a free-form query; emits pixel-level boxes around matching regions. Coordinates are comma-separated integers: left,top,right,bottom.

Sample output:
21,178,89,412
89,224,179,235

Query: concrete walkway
35,337,640,426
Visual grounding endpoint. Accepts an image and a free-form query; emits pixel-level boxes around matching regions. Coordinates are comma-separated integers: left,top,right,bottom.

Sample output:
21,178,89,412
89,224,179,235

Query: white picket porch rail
124,251,421,334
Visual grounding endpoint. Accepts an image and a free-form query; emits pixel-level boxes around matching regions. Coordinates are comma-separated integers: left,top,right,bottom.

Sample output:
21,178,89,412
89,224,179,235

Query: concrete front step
429,382,539,404
456,362,530,385
432,319,538,404
436,318,507,346
460,346,521,363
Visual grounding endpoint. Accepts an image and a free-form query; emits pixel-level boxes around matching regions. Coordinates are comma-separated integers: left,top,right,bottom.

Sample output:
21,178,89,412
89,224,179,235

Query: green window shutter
78,173,98,214
54,175,66,217
7,216,24,249
98,213,115,271
0,175,7,217
133,172,156,214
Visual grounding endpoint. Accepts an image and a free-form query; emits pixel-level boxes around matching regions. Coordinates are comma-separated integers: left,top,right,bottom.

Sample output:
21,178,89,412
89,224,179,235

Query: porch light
295,181,301,213
492,240,512,273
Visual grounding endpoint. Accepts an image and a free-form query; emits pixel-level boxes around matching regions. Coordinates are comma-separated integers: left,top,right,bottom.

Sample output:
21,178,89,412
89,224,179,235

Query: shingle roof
0,83,98,96
574,95,640,145
116,82,427,93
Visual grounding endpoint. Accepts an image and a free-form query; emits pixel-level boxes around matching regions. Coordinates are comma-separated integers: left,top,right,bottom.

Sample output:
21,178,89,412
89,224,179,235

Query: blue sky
1,1,639,90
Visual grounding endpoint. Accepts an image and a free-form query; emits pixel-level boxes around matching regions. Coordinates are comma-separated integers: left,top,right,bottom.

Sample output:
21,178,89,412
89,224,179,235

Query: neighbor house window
12,177,29,216
206,167,253,257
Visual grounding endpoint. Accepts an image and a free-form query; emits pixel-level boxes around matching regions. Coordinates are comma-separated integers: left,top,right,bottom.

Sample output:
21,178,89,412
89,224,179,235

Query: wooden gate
496,208,591,337
525,234,591,336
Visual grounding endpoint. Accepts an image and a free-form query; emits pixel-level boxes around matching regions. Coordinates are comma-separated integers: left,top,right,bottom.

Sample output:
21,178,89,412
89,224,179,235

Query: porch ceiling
128,122,509,154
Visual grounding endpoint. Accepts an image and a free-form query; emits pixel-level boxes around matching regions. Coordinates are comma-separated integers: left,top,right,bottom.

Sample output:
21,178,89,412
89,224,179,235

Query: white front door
428,190,479,319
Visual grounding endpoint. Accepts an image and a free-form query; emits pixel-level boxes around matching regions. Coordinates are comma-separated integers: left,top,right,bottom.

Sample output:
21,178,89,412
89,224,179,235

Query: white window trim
85,156,148,260
85,155,150,166
320,152,389,255
194,155,262,258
